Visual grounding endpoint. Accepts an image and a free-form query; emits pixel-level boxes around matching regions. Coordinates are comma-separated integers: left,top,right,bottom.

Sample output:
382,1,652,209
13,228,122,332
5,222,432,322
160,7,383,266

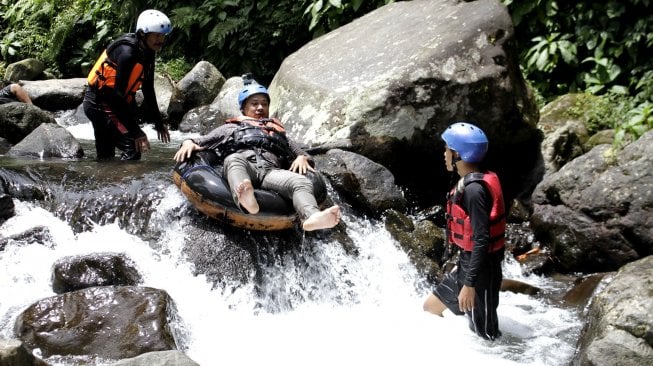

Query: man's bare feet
236,179,259,214
302,205,341,231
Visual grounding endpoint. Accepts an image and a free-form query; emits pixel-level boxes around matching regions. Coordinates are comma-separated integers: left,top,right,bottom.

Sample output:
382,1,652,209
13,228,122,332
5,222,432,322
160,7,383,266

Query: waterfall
1,193,581,366
0,122,582,365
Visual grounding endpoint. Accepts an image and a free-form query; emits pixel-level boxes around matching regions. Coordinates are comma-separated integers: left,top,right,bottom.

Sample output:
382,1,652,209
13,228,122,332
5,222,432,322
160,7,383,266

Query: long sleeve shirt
458,181,503,287
191,121,312,169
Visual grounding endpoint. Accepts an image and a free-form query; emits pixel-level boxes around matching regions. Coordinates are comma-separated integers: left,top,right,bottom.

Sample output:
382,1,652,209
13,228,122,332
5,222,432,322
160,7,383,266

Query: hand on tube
174,139,204,163
289,155,314,175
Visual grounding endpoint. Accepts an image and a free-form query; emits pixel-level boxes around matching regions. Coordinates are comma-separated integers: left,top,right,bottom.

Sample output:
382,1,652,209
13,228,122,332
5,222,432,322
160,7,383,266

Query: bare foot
236,179,259,214
302,205,341,231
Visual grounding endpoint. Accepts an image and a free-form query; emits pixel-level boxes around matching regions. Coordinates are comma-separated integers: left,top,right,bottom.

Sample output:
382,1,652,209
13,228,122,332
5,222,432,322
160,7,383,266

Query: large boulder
531,130,653,273
20,78,87,111
135,73,176,121
0,103,56,144
269,0,540,205
51,253,143,294
14,286,179,360
8,123,84,159
574,255,653,366
167,61,225,127
4,58,45,81
538,94,592,175
315,149,406,215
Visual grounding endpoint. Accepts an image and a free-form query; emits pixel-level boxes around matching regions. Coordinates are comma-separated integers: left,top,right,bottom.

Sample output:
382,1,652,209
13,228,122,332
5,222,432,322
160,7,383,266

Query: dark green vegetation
505,0,653,146
0,0,392,83
1,0,651,145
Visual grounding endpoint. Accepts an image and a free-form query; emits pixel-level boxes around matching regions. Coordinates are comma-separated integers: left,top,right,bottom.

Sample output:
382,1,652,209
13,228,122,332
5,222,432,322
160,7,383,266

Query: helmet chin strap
448,152,462,189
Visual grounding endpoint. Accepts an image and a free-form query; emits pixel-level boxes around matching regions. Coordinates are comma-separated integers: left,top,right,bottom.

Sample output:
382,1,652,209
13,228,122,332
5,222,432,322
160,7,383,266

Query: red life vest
86,35,144,104
446,171,506,252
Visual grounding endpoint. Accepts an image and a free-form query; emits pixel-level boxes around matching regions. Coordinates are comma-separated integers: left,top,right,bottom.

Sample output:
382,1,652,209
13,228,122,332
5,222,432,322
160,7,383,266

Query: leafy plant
0,31,21,61
156,57,193,81
503,0,653,147
524,33,576,73
304,0,395,37
614,101,653,147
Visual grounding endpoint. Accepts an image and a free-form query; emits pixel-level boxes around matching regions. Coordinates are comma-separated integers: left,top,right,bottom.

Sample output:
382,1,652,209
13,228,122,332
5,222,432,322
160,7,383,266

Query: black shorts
433,252,503,340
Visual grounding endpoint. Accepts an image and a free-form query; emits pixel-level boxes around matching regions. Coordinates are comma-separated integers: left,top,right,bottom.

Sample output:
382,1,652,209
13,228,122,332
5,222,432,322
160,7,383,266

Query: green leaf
329,0,342,8
609,85,629,95
535,49,549,71
315,0,324,13
558,42,576,64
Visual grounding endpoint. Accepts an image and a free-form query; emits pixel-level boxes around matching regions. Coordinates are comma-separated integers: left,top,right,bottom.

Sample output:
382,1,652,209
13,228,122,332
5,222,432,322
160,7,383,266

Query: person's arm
284,125,315,174
10,84,32,104
458,182,491,312
108,44,145,138
140,51,169,143
463,182,492,286
173,124,232,162
287,137,314,175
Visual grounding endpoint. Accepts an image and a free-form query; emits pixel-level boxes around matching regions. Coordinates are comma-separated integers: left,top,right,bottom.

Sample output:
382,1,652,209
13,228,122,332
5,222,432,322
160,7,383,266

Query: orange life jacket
446,171,506,252
86,35,144,104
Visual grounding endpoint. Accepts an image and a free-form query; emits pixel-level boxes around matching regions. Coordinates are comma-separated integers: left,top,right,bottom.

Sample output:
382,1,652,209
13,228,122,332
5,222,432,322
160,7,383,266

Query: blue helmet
238,82,270,110
441,122,488,163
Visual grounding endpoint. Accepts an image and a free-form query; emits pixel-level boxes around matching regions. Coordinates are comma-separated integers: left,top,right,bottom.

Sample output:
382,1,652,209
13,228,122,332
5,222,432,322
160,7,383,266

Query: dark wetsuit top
84,34,162,137
434,178,504,340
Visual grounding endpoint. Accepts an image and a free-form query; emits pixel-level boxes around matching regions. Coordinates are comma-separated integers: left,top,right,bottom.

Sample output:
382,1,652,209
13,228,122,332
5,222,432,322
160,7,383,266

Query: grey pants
223,152,320,220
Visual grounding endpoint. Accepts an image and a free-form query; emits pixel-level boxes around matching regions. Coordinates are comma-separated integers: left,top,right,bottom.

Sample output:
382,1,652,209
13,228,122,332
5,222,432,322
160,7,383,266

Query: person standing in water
423,121,505,340
83,9,171,161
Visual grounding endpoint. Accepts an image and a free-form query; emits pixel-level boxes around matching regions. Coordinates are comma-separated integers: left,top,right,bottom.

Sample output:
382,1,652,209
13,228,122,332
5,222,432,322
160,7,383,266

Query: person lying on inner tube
173,75,341,231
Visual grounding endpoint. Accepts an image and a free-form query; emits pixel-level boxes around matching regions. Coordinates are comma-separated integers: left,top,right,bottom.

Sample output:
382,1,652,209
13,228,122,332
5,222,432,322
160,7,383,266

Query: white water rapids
0,122,582,365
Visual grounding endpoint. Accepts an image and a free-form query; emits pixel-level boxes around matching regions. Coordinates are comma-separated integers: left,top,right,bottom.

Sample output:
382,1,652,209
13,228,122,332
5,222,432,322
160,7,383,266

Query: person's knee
290,175,313,192
423,293,446,316
224,153,250,167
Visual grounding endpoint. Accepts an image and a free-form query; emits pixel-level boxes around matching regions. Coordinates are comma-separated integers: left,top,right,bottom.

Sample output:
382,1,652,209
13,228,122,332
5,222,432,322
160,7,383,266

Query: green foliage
0,31,22,61
503,0,653,146
524,33,576,73
156,57,193,81
505,0,652,99
304,0,395,37
0,0,52,63
614,101,653,147
1,0,394,82
0,0,120,77
565,93,630,134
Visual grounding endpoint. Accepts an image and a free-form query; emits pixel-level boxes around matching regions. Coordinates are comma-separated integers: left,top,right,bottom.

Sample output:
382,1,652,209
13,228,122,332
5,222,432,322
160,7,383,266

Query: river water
0,121,582,366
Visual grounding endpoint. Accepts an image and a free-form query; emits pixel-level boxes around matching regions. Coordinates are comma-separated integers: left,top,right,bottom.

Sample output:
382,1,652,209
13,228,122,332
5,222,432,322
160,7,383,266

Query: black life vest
446,171,506,252
86,34,145,103
223,117,293,161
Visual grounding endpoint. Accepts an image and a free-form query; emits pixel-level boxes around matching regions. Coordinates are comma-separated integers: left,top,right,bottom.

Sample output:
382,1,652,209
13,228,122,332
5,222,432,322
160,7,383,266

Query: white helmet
136,10,172,35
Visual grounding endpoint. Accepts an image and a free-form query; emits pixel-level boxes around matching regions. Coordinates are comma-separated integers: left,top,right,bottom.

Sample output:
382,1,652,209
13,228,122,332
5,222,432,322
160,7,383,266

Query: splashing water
0,186,581,366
